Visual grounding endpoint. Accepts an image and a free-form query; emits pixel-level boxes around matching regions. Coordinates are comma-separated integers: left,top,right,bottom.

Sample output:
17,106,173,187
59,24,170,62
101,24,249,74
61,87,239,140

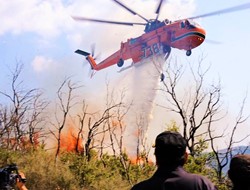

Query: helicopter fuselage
76,19,205,71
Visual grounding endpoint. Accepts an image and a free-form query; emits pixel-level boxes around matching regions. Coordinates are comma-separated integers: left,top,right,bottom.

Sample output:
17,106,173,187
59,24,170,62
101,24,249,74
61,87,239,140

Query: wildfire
60,125,84,153
129,156,155,166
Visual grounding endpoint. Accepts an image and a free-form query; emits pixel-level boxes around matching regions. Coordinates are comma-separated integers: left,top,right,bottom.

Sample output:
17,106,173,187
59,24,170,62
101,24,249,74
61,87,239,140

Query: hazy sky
1,0,250,148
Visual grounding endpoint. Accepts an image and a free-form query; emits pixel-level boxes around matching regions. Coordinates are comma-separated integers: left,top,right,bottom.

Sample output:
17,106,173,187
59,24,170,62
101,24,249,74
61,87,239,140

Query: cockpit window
187,19,200,27
180,19,200,29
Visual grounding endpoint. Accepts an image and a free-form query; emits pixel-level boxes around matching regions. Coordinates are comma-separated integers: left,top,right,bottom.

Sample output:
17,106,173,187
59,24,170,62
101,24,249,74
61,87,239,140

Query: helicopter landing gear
186,50,192,56
160,73,165,82
163,45,171,60
163,45,171,54
117,58,124,67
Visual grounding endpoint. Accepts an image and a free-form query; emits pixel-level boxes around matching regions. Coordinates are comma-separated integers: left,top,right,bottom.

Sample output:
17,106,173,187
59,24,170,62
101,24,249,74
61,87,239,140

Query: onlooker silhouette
131,131,217,190
228,154,250,190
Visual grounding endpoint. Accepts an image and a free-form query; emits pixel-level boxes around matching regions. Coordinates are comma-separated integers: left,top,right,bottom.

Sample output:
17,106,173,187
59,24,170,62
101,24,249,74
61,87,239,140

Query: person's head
154,131,187,168
228,154,250,188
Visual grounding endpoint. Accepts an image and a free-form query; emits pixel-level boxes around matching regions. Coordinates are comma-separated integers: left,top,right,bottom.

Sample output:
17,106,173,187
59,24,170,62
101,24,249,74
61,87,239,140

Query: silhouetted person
131,131,217,190
228,154,250,190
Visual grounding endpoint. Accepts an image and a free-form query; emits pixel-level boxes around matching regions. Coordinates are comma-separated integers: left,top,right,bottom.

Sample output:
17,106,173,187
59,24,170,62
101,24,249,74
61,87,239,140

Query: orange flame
60,125,84,153
129,156,154,166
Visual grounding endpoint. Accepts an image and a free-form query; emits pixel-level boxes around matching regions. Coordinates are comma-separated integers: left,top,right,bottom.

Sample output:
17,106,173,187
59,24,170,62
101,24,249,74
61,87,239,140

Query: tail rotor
91,44,101,61
75,44,100,78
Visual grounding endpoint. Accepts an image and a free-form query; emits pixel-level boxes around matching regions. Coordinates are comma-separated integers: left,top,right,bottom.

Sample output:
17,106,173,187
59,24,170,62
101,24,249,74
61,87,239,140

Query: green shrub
0,147,231,190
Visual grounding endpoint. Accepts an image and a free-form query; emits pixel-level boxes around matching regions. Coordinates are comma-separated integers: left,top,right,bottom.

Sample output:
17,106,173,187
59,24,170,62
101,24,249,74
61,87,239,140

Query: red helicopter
73,0,250,73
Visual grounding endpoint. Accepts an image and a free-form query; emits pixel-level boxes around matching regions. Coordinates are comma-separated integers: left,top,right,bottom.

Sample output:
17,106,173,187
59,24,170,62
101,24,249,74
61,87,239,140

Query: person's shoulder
131,177,164,190
188,173,217,190
174,168,216,190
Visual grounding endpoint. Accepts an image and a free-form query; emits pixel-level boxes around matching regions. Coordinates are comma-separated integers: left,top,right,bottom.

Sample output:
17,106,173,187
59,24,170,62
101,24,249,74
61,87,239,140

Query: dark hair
154,131,187,167
228,154,250,188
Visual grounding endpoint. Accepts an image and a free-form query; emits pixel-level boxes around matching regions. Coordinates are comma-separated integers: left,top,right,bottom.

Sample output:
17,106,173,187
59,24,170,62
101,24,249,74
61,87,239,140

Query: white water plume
130,55,165,129
116,54,166,154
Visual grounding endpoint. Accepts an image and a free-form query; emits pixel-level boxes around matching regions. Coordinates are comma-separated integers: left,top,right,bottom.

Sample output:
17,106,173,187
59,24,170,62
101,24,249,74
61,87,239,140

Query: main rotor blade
72,16,146,26
155,0,164,20
112,0,149,23
187,2,250,20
